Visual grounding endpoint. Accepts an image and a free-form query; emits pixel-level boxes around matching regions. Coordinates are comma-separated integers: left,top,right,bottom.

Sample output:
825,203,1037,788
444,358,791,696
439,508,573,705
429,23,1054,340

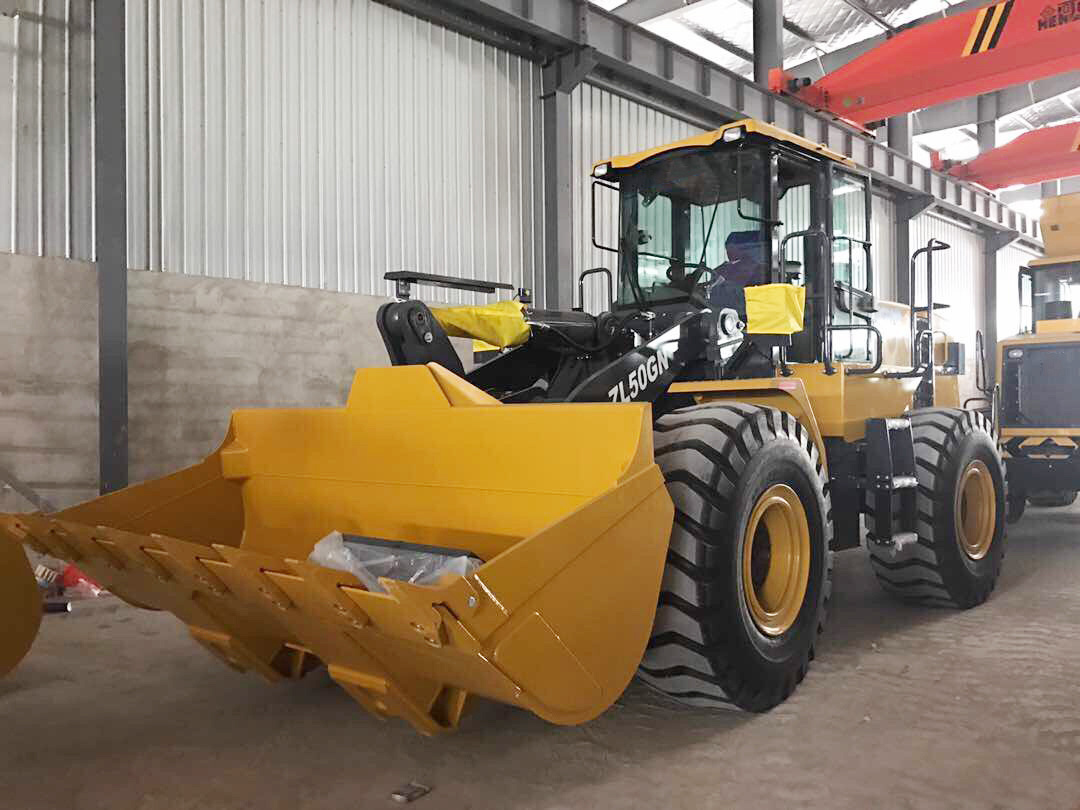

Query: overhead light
593,163,611,178
721,126,745,143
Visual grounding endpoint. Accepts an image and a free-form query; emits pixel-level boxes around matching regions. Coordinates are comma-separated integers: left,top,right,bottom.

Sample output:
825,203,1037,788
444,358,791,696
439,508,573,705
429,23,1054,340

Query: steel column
977,93,998,154
887,114,912,157
542,87,573,310
753,0,783,86
895,194,934,305
95,0,129,494
981,228,1019,384
542,49,596,310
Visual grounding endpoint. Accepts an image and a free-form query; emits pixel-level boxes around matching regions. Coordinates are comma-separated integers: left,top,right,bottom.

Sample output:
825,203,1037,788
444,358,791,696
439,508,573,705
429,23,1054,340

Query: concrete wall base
0,254,427,511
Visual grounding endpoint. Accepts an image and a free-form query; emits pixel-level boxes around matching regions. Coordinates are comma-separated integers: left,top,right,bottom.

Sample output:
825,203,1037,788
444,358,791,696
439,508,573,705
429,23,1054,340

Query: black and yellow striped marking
963,0,1015,56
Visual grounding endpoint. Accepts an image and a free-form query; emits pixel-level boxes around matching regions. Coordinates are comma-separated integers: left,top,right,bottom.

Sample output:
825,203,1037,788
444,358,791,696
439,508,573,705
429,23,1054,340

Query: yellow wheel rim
742,484,811,637
956,459,996,560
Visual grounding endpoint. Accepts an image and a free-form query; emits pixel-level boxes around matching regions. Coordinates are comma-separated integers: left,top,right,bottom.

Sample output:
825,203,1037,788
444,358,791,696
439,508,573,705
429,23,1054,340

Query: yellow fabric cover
745,284,806,335
431,300,531,349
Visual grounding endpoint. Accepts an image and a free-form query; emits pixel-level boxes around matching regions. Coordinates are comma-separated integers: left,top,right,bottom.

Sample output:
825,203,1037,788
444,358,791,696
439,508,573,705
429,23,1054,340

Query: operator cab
591,119,877,368
1019,258,1080,331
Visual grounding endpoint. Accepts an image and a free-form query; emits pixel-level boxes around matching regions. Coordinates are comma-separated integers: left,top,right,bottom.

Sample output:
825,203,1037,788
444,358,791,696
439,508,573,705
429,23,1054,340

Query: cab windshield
616,148,768,309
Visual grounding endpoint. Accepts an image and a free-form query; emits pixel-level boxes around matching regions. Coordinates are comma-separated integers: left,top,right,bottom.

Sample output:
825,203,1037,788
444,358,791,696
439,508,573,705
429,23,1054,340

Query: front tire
641,404,833,711
869,409,1006,608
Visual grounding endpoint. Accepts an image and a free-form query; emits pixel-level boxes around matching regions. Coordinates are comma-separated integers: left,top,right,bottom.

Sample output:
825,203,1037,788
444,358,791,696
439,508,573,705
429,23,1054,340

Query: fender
667,377,829,475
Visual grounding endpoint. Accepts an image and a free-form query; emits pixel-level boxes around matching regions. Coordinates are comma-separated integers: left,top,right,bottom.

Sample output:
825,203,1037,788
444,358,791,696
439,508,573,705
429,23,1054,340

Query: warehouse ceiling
592,0,1080,165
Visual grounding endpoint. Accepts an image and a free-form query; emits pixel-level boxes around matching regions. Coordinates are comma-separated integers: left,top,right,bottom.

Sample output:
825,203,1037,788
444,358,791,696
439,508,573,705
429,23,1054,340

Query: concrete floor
4,506,1080,810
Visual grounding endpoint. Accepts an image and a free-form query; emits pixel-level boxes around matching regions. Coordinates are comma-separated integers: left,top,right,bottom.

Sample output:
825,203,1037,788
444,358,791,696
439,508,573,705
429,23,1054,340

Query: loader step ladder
865,418,919,552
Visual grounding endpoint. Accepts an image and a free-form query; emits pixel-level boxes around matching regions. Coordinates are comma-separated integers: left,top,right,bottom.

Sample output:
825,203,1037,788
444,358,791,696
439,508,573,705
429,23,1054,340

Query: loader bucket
0,364,673,734
0,541,41,677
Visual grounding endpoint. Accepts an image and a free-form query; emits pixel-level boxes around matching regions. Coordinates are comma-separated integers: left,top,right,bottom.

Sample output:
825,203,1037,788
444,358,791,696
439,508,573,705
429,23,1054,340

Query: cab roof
1030,254,1080,268
593,118,856,174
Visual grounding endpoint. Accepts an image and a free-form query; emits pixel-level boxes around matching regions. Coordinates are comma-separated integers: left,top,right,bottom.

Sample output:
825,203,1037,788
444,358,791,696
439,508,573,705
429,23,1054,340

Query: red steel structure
770,0,1080,127
934,122,1080,189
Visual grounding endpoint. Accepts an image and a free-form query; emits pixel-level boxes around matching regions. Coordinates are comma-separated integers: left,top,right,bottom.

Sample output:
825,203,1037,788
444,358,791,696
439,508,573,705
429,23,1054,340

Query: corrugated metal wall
872,194,896,302
127,0,544,303
998,242,1042,339
0,2,1008,342
571,84,704,313
911,211,986,400
3,0,544,305
0,2,95,259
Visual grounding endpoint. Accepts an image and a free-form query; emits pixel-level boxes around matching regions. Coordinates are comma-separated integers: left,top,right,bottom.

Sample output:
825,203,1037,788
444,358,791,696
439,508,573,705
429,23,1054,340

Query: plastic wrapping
308,531,481,593
431,300,531,349
745,284,806,335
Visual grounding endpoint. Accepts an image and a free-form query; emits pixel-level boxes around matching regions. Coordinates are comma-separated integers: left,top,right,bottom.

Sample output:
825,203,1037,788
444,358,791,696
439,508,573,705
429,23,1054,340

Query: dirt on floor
3,504,1080,810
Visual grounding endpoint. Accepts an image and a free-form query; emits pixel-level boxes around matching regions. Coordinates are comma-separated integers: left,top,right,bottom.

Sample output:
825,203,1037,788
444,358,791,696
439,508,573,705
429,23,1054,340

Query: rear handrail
907,239,950,368
827,324,883,376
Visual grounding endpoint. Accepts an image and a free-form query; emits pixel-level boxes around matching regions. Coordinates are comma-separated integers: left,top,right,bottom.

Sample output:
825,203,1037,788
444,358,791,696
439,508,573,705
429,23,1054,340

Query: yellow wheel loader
997,193,1080,522
0,120,1007,733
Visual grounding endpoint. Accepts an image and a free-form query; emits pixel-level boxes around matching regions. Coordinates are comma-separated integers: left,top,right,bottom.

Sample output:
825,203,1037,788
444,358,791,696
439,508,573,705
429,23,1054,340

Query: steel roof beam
616,0,711,25
787,0,992,80
1000,176,1080,204
914,73,1080,136
678,18,754,64
618,0,824,53
836,0,894,33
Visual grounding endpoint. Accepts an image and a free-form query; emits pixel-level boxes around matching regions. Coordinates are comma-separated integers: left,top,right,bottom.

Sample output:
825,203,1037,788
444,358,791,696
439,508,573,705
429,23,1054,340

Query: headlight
721,126,745,143
1008,349,1024,359
592,162,611,178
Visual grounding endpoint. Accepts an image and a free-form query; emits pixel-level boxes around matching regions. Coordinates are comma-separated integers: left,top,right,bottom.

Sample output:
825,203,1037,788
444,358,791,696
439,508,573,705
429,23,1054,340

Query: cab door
776,150,828,363
829,168,875,364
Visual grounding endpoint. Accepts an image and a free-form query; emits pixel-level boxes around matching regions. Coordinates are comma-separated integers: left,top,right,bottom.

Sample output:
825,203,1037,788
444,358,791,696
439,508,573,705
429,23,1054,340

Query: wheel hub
957,459,996,560
742,484,811,636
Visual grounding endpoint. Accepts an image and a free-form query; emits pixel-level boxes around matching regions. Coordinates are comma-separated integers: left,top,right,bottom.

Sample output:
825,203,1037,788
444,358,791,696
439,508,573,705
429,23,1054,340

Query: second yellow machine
997,192,1080,519
0,120,1007,733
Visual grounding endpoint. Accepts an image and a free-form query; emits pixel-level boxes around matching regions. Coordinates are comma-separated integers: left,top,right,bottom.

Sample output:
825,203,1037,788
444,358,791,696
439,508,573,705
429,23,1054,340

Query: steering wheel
667,264,717,291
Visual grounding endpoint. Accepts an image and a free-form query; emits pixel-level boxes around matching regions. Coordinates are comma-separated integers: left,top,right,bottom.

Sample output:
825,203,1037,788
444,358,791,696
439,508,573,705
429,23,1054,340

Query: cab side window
831,171,874,364
634,193,673,292
832,172,870,291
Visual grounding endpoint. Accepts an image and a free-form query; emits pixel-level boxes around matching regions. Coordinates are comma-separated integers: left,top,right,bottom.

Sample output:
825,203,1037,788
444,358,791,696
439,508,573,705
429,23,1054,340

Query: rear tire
1028,491,1078,508
641,403,833,711
868,409,1006,608
1006,492,1026,524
